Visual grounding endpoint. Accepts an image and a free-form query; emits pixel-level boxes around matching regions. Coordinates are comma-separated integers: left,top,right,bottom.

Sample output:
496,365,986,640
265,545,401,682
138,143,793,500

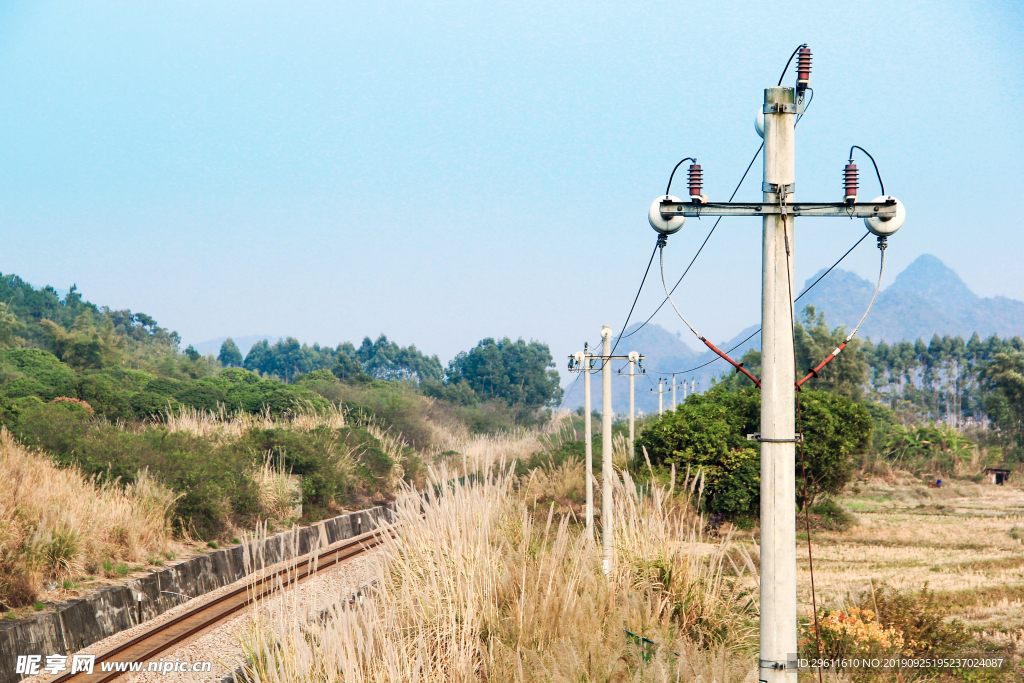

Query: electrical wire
780,211,823,683
610,240,660,357
621,143,763,341
664,158,696,197
647,229,869,376
621,45,816,345
849,145,885,196
659,242,761,387
796,240,886,388
778,44,807,86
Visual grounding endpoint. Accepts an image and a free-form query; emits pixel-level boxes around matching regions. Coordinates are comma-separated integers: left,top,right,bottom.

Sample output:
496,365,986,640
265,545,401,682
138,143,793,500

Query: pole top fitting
601,326,611,339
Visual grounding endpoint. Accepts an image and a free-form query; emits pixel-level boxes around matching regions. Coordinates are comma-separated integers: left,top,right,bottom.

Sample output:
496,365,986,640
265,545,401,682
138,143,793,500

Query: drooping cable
623,47,816,344
778,43,808,86
647,229,869,376
665,158,696,197
610,240,660,357
796,240,886,388
659,238,760,387
848,145,885,196
778,211,824,683
621,144,763,341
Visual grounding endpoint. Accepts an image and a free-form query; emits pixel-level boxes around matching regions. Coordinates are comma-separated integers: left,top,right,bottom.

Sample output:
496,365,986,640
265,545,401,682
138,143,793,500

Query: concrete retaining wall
0,506,391,683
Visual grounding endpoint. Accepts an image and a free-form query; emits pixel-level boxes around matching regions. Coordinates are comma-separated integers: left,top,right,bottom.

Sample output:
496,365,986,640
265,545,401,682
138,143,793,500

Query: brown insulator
687,162,703,197
844,161,858,202
797,46,812,87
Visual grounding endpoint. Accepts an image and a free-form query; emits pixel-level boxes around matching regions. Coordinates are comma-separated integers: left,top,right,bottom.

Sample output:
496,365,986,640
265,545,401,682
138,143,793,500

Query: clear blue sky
1,1,1021,367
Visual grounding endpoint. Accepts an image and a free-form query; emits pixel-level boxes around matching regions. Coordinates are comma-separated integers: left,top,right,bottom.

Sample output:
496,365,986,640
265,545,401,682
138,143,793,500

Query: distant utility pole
650,379,670,415
569,329,642,572
618,352,646,461
570,344,596,535
671,374,677,409
646,46,902,681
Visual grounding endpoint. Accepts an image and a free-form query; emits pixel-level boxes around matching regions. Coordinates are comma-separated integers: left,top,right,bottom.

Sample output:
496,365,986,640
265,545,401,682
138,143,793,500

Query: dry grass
781,476,1024,655
238,456,760,683
161,403,348,441
0,429,181,606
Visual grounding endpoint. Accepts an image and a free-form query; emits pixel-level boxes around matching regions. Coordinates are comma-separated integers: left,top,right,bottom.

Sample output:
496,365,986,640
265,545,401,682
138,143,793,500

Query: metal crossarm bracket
658,200,896,219
747,433,803,443
762,181,795,194
763,102,800,114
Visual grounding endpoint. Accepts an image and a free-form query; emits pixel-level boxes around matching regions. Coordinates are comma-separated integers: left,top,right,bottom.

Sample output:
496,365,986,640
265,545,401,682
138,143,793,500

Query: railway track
52,526,388,683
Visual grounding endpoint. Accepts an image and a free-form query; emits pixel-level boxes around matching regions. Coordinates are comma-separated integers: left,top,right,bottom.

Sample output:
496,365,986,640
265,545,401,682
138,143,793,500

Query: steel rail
52,526,389,683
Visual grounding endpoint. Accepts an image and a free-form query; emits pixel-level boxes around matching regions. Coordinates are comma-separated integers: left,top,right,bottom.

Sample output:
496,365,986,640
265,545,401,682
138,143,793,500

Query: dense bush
10,402,404,539
636,388,872,519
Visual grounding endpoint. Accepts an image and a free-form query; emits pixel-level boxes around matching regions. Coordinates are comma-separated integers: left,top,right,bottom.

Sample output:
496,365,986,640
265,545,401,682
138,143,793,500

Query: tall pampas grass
238,457,759,682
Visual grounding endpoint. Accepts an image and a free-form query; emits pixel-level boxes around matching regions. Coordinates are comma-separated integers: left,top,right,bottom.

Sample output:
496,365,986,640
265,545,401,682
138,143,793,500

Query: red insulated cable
796,342,846,388
701,338,761,388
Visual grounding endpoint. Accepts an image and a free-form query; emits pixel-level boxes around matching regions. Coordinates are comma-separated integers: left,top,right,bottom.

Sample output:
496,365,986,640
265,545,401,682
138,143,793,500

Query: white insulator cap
628,351,639,362
755,109,765,139
574,351,585,364
864,195,905,236
648,195,686,235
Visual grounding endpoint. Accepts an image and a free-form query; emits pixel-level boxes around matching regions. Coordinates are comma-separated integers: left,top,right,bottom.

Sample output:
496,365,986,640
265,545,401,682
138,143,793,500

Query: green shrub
803,584,973,681
0,348,78,401
636,388,871,519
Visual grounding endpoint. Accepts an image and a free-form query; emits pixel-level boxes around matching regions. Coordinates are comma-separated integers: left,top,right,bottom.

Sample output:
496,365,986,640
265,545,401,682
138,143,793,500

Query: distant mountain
799,254,1024,342
561,254,1024,414
191,334,276,358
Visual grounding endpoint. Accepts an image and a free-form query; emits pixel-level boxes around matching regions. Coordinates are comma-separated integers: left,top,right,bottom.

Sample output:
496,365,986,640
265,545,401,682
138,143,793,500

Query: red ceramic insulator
687,163,703,197
844,161,859,199
797,47,812,86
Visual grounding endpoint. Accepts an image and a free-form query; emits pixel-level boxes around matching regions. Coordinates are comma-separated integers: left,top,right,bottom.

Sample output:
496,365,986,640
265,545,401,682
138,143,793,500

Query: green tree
217,338,243,367
794,306,868,400
982,351,1024,453
184,345,200,361
636,388,871,518
445,337,563,410
0,302,26,348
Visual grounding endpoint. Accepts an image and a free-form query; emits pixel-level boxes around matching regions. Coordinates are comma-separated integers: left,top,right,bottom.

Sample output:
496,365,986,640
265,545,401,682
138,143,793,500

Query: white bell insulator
648,195,685,235
864,195,905,236
755,109,765,139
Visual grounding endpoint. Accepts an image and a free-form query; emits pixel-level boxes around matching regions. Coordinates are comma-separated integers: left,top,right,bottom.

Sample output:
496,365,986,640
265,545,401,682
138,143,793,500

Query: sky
0,0,1021,374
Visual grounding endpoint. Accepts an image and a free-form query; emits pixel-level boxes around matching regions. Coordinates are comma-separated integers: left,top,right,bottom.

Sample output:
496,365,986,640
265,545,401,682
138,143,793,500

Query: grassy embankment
0,381,523,613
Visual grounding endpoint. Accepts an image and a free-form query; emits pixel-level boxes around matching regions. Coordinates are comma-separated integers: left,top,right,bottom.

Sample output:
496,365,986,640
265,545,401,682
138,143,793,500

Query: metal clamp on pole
747,433,803,443
761,182,795,194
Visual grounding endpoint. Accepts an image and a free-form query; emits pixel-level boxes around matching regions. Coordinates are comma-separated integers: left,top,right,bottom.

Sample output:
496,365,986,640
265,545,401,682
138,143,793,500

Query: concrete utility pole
671,375,677,409
570,340,644,551
583,345,594,535
601,325,613,574
619,352,645,462
760,84,798,682
646,51,900,679
650,379,670,415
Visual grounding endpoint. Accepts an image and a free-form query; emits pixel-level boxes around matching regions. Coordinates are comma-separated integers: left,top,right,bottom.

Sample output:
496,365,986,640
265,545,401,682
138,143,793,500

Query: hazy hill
799,254,1024,342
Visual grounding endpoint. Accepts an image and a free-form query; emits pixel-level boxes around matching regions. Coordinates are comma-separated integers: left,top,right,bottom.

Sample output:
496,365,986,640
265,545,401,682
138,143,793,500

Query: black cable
610,240,659,357
665,158,696,197
557,372,581,408
794,231,869,301
621,143,763,341
648,229,869,376
849,145,885,196
778,44,807,86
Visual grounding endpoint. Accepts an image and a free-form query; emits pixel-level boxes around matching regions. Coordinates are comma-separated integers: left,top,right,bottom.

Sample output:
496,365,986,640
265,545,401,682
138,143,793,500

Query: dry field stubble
785,475,1024,650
